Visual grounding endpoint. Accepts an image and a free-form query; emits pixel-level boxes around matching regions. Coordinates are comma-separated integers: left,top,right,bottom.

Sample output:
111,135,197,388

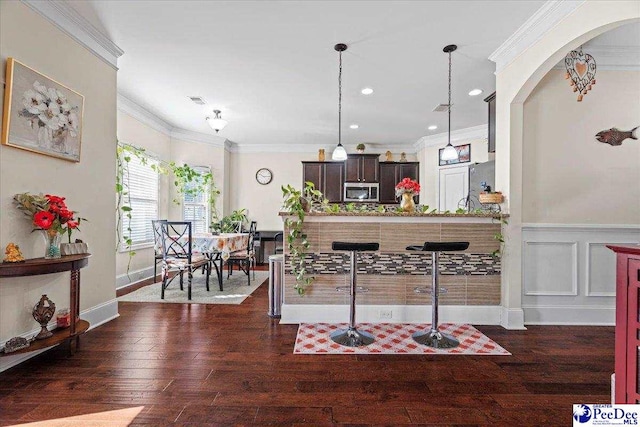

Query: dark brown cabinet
378,162,419,204
485,92,496,153
302,162,344,203
345,154,379,183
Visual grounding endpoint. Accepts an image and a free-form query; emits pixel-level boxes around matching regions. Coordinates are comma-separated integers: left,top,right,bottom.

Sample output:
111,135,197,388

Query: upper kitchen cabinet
379,162,419,204
345,154,379,182
302,161,344,203
484,92,496,153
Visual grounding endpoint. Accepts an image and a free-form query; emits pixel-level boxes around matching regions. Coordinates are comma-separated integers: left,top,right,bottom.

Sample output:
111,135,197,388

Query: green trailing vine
116,142,220,274
491,216,509,258
281,182,326,296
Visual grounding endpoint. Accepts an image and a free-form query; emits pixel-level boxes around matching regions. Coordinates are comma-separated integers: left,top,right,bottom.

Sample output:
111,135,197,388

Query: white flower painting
2,58,84,162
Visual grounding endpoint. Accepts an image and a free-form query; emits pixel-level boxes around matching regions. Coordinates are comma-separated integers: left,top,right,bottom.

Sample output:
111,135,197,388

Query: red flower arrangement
395,177,421,198
14,193,85,243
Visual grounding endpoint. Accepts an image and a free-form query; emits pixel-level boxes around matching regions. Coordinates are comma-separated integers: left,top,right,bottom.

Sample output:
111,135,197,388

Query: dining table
190,232,249,291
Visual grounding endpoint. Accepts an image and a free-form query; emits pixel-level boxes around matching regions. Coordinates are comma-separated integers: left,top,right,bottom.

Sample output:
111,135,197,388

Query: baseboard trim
523,305,615,325
501,307,526,330
116,266,155,290
280,304,502,325
0,299,119,373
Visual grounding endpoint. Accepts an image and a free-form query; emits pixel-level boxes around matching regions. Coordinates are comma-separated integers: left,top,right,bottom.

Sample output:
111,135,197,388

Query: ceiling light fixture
441,44,459,162
428,125,438,131
350,124,359,129
361,87,374,95
332,43,348,161
468,89,483,96
206,110,227,133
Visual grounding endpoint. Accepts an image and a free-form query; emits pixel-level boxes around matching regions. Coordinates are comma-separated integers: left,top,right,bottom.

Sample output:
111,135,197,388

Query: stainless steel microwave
344,183,379,202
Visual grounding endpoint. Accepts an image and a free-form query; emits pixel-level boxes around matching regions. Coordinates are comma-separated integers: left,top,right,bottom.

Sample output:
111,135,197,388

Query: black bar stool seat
331,241,379,347
407,241,469,349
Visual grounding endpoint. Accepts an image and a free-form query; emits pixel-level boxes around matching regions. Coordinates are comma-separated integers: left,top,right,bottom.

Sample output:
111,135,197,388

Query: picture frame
439,143,471,166
2,58,84,162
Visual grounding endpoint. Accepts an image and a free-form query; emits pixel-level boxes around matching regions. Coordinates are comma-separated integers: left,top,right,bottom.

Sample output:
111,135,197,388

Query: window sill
118,242,154,253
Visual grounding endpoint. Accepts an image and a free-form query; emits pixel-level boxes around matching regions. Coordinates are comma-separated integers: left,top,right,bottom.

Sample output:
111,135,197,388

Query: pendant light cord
338,49,343,145
448,49,452,146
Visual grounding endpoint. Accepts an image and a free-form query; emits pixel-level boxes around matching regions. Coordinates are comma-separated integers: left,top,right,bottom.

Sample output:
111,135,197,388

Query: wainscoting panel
522,224,640,325
523,241,577,296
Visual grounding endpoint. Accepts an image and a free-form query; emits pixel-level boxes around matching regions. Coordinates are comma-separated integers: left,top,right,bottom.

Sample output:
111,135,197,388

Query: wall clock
256,168,273,185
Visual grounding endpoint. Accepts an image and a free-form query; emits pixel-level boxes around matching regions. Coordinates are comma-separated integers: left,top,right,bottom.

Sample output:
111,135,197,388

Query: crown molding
227,143,418,154
170,128,228,148
414,124,488,151
21,0,124,70
489,0,586,74
552,45,640,71
117,93,173,136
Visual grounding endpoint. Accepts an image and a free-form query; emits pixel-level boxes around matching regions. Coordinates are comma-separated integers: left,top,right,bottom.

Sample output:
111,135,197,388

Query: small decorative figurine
2,336,34,354
318,149,325,162
400,152,407,162
3,243,25,263
32,295,56,340
385,151,393,162
595,127,638,146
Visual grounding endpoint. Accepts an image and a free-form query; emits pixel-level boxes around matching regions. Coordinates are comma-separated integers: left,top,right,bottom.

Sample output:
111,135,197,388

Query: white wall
523,69,640,225
418,138,489,209
0,1,117,363
115,110,171,283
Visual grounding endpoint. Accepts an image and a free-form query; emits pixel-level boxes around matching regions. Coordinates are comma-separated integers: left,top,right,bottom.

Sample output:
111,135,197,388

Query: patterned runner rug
294,323,510,355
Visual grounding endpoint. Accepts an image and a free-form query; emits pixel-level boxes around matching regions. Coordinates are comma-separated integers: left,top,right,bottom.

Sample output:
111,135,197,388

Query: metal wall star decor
564,46,597,102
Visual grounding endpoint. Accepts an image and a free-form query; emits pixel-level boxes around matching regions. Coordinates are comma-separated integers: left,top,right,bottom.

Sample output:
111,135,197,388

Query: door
439,166,468,212
302,162,323,190
323,163,344,203
361,156,379,182
378,163,398,203
345,157,360,182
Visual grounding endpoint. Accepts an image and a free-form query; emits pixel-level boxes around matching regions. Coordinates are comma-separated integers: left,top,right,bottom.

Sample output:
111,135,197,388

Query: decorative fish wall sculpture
595,127,638,146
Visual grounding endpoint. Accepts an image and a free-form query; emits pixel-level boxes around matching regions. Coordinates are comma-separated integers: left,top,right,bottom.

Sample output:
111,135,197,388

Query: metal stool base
412,329,460,349
330,327,375,347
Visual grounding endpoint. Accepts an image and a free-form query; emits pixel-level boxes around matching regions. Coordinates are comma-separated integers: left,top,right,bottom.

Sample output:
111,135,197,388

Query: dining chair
160,221,211,300
274,232,284,254
151,219,168,281
226,220,257,284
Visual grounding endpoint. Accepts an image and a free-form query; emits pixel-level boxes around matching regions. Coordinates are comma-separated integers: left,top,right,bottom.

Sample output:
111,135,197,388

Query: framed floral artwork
2,58,84,162
438,143,471,166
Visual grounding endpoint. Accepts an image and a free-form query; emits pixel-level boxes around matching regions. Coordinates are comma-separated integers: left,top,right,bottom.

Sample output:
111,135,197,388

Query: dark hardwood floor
0,271,614,426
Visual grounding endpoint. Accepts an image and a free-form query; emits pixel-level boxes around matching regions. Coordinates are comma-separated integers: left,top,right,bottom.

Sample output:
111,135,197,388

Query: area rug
118,271,268,305
294,323,510,355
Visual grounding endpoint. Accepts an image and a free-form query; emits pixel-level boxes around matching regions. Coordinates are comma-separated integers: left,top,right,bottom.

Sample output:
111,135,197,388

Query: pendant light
441,44,459,161
332,43,348,161
206,110,228,133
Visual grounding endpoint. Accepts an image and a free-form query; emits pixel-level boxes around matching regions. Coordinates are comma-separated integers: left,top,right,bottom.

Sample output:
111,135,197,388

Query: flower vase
41,229,62,259
400,192,415,213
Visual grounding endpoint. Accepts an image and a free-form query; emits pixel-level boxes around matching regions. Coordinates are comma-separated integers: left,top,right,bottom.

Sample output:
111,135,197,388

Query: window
183,166,211,234
121,153,159,249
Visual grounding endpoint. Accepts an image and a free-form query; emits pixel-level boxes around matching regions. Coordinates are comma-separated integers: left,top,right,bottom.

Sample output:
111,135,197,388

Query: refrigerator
468,160,495,204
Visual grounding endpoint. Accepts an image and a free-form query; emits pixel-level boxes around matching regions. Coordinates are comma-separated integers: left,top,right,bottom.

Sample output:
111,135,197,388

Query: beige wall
115,110,171,279
418,138,490,209
0,2,117,343
523,70,640,224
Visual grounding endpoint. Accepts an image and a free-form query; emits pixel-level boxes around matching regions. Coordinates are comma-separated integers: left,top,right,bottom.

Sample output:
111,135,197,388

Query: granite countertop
279,211,508,218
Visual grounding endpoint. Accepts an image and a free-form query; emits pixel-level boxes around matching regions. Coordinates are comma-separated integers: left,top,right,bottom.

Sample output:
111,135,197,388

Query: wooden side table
607,245,640,403
0,254,91,356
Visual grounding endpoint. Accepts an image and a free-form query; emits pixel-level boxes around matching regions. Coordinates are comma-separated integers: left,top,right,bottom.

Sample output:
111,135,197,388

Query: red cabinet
608,245,640,403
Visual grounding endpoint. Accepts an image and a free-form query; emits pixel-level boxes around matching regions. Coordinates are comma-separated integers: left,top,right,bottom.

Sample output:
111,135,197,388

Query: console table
608,245,640,403
0,254,91,356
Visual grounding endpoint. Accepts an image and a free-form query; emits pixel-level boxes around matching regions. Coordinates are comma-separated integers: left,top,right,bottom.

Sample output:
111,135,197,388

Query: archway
492,1,640,329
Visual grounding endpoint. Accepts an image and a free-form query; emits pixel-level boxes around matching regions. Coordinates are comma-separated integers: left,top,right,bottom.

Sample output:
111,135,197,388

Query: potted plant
356,143,366,153
281,182,326,295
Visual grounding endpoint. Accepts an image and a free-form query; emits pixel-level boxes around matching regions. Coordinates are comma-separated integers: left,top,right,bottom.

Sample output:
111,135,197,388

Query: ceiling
75,0,547,147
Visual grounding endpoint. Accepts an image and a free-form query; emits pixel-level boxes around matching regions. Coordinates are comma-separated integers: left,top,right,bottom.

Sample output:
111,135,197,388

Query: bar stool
406,241,469,349
331,241,380,347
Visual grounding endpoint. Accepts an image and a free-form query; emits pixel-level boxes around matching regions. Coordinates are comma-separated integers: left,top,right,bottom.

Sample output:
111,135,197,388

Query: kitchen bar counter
280,212,505,325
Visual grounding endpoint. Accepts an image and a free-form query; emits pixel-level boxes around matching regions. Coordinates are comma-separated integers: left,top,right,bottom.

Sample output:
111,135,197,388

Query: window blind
183,166,211,234
122,154,159,246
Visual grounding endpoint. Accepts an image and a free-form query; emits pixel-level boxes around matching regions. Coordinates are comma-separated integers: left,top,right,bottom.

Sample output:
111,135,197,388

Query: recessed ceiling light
468,89,483,96
361,87,374,95
350,124,359,129
428,125,438,131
